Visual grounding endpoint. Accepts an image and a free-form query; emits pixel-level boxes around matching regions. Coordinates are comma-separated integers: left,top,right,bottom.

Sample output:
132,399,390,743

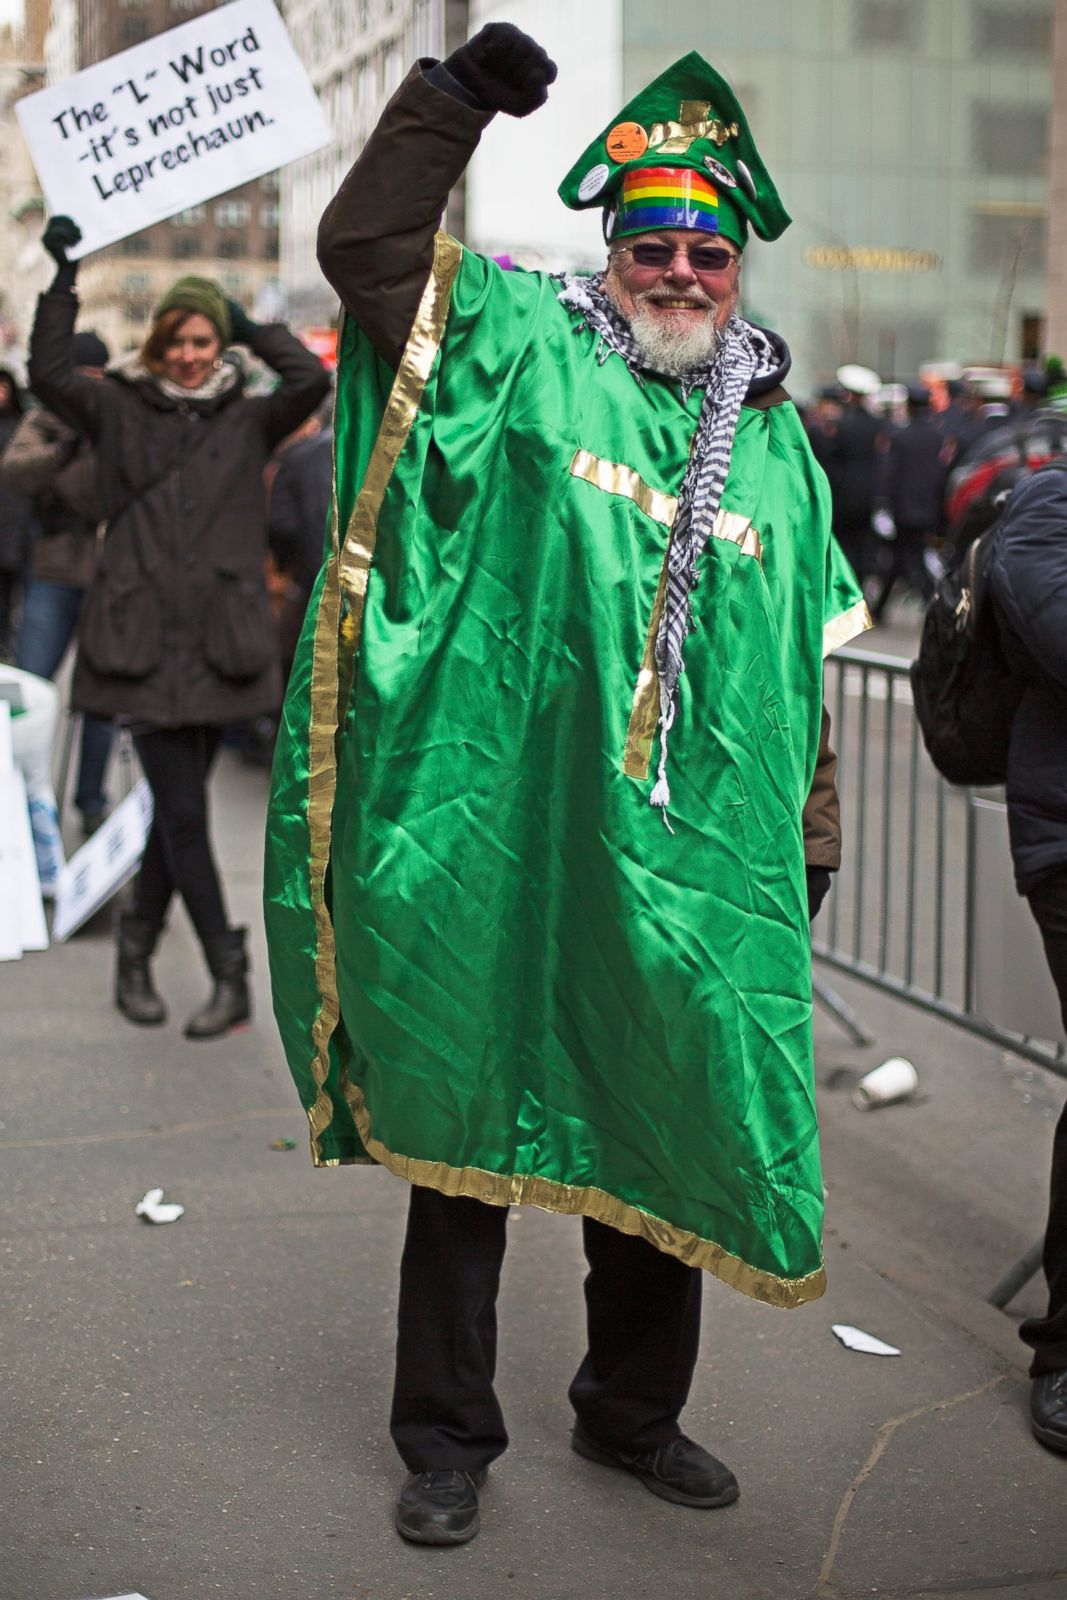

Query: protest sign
52,778,154,942
15,0,331,258
0,703,49,961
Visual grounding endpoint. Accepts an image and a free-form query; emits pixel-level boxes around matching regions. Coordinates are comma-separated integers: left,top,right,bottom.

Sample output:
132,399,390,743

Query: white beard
628,301,723,376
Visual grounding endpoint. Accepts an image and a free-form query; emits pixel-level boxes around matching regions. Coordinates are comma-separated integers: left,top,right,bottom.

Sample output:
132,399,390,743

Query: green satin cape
264,234,868,1309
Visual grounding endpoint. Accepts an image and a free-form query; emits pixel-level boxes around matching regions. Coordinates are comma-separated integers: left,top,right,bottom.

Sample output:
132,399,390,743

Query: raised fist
443,23,557,118
42,215,82,266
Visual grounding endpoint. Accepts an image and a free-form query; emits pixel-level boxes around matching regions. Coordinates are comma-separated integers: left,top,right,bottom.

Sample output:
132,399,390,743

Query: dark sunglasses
623,241,739,273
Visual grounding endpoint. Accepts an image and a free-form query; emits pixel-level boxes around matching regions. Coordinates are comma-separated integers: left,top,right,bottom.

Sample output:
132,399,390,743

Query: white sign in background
16,0,331,258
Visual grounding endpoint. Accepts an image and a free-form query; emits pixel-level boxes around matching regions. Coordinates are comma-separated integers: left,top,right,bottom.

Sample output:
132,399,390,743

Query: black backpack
909,519,1024,786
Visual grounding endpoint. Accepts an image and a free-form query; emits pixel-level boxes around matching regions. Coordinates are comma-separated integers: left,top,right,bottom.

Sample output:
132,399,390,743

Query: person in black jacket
827,365,885,586
268,399,333,682
4,332,114,834
870,384,948,621
28,216,329,1039
0,367,32,659
989,457,1067,1456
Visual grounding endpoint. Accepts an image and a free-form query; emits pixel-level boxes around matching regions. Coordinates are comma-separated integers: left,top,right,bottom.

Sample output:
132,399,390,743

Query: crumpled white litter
135,1188,184,1225
831,1323,901,1357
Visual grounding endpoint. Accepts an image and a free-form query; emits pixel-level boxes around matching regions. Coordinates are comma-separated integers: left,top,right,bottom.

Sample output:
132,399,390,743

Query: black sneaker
395,1467,487,1545
571,1426,739,1508
1031,1370,1067,1454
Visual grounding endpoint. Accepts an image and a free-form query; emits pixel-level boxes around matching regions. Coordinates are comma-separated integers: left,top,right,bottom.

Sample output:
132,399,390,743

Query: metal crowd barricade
811,644,1065,1308
813,644,1067,1080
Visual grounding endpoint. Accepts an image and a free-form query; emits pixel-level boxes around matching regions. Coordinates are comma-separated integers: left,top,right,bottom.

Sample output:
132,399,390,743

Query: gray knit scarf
556,272,775,827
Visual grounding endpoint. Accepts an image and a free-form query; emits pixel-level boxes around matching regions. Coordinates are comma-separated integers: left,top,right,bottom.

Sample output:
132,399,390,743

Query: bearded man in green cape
264,24,869,1545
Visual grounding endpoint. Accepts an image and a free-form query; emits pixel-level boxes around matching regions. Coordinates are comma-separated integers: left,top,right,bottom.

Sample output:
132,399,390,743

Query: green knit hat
154,275,232,343
558,52,789,251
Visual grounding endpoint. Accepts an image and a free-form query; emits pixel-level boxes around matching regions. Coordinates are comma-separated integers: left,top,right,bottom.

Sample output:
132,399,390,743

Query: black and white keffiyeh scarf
556,271,778,827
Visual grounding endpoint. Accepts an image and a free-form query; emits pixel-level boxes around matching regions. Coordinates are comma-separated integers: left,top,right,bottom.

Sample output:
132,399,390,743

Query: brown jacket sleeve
0,408,78,497
802,704,842,870
317,62,492,368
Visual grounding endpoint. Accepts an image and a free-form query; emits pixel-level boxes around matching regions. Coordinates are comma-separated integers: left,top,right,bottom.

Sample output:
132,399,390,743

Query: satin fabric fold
264,234,867,1307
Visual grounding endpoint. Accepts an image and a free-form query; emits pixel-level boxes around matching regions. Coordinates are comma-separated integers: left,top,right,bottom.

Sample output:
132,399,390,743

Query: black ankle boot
184,927,251,1040
115,914,167,1026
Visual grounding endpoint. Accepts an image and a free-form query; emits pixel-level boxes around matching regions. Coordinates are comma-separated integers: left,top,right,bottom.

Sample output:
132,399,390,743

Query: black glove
226,299,259,345
42,215,82,291
806,865,832,922
442,23,557,117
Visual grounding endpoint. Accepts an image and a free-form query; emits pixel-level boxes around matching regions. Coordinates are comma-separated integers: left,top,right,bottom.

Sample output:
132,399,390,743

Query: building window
259,171,279,195
972,104,1048,175
221,273,245,296
171,206,206,226
217,235,247,259
126,299,152,324
120,18,149,43
262,233,279,261
1020,312,1044,360
173,235,202,259
120,234,149,256
854,0,920,47
259,203,280,229
123,272,151,293
170,0,205,11
969,211,1046,274
973,3,1051,54
215,200,252,227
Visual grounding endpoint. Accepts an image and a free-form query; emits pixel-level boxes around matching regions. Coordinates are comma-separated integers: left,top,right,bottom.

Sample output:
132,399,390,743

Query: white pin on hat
703,155,736,188
736,159,757,199
578,163,610,202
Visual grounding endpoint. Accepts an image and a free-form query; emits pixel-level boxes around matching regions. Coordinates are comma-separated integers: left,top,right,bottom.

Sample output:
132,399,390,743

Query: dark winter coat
0,375,35,574
989,462,1067,893
28,290,330,727
883,414,948,533
0,407,100,589
827,403,883,527
268,425,333,594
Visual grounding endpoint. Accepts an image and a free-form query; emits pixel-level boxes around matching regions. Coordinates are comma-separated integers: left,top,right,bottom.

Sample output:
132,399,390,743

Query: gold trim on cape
569,448,678,526
337,1083,825,1308
302,232,463,1161
823,598,873,658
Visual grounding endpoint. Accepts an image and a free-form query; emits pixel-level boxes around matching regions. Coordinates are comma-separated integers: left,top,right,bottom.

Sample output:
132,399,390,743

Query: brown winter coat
0,407,100,589
317,61,842,869
28,289,330,727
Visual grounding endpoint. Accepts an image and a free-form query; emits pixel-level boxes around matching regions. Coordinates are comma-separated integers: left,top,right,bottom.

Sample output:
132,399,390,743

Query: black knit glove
226,299,259,345
42,214,82,291
442,23,557,117
806,865,832,922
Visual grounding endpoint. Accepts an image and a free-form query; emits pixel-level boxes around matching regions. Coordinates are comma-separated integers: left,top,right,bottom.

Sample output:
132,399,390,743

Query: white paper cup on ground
851,1056,918,1110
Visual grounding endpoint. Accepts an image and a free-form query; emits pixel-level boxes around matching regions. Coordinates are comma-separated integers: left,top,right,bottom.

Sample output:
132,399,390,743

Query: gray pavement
3,701,1066,1600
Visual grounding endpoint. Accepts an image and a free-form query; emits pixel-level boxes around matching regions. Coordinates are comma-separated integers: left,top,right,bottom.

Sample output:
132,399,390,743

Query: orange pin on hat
605,121,648,162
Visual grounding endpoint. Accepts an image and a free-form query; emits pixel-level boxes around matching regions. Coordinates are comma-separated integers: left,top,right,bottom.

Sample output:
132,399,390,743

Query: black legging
132,725,228,944
1022,865,1067,1376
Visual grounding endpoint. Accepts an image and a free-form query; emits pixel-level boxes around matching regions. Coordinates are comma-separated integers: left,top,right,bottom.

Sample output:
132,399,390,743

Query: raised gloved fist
443,23,557,117
42,215,82,266
226,298,258,345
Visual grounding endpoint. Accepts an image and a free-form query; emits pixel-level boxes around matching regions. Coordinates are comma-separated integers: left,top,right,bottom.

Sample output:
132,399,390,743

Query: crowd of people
801,358,1065,622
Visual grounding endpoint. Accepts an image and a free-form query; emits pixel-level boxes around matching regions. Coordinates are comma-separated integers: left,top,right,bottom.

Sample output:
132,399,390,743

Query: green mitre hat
558,51,790,252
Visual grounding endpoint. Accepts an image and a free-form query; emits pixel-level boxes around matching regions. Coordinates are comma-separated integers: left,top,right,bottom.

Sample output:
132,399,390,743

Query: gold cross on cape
649,100,740,154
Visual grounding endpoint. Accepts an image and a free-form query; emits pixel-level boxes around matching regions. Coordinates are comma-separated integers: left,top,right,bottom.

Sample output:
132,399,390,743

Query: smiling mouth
648,298,711,312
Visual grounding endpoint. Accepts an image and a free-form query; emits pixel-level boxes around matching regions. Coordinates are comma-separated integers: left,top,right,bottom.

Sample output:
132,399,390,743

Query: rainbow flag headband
616,166,719,238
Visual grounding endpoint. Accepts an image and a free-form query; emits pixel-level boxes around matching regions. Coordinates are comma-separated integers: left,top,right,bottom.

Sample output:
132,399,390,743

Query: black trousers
1022,866,1067,1376
132,725,229,945
390,1186,702,1472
